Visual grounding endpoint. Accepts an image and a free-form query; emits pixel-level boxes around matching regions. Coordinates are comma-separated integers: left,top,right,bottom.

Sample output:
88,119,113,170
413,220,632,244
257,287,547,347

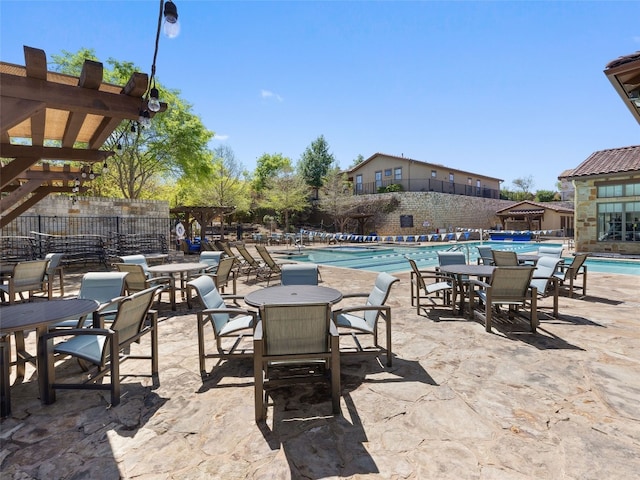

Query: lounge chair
281,264,319,286
406,257,455,316
187,275,257,376
40,286,162,407
529,256,562,318
0,259,49,304
234,243,271,283
254,302,340,422
491,250,518,266
332,272,399,367
468,266,537,333
115,263,176,310
553,253,588,297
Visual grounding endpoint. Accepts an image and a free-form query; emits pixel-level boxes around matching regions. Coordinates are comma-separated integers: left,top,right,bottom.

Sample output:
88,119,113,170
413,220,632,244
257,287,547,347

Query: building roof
604,51,640,125
562,145,640,179
347,152,504,182
495,200,574,215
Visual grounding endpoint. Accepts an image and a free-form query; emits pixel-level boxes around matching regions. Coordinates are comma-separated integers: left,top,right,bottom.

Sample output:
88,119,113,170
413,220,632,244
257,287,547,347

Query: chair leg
254,355,265,422
109,337,120,407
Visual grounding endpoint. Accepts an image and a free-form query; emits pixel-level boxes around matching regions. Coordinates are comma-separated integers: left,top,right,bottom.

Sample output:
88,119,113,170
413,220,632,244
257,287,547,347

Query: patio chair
553,253,588,298
468,266,537,333
208,256,237,294
214,240,237,259
254,302,340,422
119,254,151,277
406,257,455,316
198,251,224,273
491,250,518,266
537,246,563,258
476,246,494,265
187,275,257,375
0,259,49,304
529,256,562,318
234,243,271,283
437,251,467,267
44,253,65,297
53,272,129,329
39,286,162,407
332,272,399,367
115,263,176,311
280,264,319,286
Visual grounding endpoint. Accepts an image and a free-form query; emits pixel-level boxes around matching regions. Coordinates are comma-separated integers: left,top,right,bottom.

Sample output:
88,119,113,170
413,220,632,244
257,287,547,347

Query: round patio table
0,298,99,418
438,264,495,315
148,262,208,307
244,285,343,307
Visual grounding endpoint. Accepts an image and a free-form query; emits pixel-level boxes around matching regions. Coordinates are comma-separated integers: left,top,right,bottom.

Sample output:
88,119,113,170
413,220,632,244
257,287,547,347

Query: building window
449,173,454,183
598,202,640,241
431,170,437,178
356,174,363,193
394,168,402,180
384,169,392,177
375,171,383,189
467,177,472,185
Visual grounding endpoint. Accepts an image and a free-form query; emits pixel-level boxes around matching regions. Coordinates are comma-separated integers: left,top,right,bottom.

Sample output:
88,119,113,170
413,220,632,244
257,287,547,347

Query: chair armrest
254,319,263,340
201,307,257,317
329,319,339,336
340,292,369,299
467,279,490,289
97,296,126,313
41,327,113,341
333,304,390,316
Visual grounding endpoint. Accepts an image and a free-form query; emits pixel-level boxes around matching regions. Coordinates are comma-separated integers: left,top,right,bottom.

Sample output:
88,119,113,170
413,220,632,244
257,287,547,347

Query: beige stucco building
560,145,640,255
346,153,503,199
495,200,574,234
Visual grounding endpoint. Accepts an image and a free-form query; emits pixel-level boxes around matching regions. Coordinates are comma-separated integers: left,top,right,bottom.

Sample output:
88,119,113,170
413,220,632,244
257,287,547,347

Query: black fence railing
354,178,500,199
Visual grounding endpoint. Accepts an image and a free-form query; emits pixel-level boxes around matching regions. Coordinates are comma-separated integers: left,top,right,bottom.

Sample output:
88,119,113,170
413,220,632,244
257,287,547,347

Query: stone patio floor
1,248,639,479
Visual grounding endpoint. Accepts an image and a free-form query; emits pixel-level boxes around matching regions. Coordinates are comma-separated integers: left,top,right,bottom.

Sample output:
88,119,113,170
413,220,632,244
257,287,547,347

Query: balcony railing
353,178,500,199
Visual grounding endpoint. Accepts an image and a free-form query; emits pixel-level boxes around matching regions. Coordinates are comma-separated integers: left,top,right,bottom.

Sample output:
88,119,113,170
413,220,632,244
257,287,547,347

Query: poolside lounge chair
333,272,399,367
468,266,537,333
553,253,589,298
280,264,319,286
234,243,271,283
0,259,49,304
491,250,518,266
254,302,340,422
187,275,257,376
529,256,562,318
115,263,176,310
406,257,455,316
40,286,161,407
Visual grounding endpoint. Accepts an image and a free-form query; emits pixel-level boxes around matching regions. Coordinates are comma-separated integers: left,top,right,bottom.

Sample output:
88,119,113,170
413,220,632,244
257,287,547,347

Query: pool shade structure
605,51,640,125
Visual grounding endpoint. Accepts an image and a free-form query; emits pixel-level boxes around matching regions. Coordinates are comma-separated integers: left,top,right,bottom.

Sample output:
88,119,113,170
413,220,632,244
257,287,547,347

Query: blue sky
2,1,639,191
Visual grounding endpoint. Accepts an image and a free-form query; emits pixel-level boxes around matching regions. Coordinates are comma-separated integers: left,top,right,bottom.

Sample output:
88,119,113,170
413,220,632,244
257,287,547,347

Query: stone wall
350,192,515,235
35,196,169,218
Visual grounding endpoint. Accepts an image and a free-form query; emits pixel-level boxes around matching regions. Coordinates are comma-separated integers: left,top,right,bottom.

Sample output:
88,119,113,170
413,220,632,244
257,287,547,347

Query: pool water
286,241,640,276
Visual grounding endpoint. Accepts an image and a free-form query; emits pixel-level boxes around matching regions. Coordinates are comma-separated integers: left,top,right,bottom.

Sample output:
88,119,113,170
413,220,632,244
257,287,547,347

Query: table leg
0,334,11,417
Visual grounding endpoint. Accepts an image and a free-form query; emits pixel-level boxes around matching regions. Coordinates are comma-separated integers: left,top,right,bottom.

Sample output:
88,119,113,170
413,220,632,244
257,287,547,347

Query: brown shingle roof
565,145,640,179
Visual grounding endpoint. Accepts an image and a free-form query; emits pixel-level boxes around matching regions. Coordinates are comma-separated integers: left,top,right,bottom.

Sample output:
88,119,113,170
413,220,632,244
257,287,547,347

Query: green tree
318,165,354,232
534,190,558,202
511,176,535,201
298,135,335,195
50,48,213,199
259,167,309,232
349,154,365,169
252,153,292,192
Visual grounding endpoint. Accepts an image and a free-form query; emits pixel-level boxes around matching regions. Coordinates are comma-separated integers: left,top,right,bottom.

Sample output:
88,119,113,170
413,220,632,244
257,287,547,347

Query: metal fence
355,178,501,199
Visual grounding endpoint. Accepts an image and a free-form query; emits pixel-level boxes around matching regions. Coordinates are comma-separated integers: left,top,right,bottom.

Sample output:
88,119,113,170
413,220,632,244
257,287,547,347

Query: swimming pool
284,242,640,276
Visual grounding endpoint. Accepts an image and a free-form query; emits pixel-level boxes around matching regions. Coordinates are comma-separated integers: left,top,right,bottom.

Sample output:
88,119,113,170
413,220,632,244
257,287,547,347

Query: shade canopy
604,51,640,125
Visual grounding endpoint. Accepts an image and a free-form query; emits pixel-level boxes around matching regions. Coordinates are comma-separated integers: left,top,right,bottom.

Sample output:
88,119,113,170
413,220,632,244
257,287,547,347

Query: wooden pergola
170,206,236,239
0,46,165,229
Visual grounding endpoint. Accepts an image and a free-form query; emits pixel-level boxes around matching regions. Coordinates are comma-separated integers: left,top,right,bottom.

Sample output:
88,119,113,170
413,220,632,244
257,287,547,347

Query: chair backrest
281,264,319,286
406,257,426,290
489,266,535,302
115,263,148,292
437,252,466,266
530,256,562,295
363,272,400,326
476,246,493,264
44,253,64,275
258,303,331,356
187,275,230,335
491,250,518,266
79,272,128,304
215,240,235,257
537,246,563,258
564,253,589,280
119,254,149,275
199,251,224,269
9,260,48,290
214,257,236,286
105,286,159,362
255,244,279,271
235,243,259,266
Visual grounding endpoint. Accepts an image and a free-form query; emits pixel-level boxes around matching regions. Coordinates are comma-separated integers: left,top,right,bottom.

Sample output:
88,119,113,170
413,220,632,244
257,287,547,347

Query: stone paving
1,250,639,479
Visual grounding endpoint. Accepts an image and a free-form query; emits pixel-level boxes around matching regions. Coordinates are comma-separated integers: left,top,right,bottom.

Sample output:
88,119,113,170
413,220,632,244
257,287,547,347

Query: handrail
446,243,471,263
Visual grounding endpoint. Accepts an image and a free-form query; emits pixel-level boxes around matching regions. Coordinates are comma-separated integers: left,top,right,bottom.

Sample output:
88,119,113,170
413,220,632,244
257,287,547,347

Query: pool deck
2,248,639,479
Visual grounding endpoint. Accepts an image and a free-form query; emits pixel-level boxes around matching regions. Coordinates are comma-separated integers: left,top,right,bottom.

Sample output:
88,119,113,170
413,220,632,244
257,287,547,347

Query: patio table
0,298,99,417
438,264,495,315
148,262,208,308
244,285,343,307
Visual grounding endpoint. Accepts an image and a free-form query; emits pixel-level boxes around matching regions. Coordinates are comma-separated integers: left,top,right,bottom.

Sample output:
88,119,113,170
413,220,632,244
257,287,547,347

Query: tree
511,176,535,201
50,48,213,199
259,167,309,232
298,135,335,195
350,154,365,168
318,165,354,232
252,153,292,192
534,190,558,202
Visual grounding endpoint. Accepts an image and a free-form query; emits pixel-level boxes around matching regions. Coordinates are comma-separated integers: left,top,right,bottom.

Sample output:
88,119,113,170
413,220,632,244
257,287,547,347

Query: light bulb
89,171,95,180
148,87,161,112
163,1,180,38
102,162,109,174
81,171,87,178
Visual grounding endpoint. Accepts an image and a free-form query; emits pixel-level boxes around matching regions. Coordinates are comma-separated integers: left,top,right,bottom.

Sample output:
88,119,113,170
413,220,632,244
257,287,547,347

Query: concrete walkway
1,254,639,479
